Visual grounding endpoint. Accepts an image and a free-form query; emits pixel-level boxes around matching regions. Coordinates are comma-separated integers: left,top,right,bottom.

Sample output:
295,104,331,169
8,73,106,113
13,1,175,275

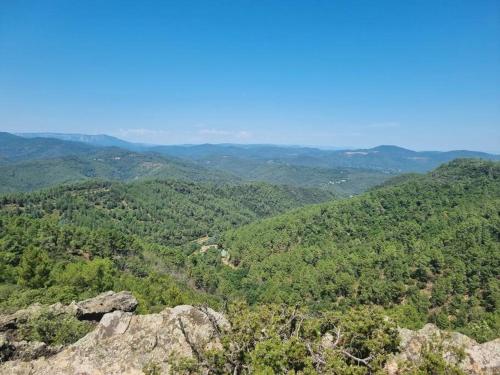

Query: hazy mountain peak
17,132,144,150
370,145,414,152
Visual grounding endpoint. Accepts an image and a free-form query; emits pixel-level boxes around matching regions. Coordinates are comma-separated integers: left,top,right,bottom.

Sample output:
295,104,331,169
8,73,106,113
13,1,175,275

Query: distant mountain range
1,132,498,194
1,132,96,162
17,132,148,151
150,143,499,172
0,132,242,193
211,158,500,341
13,132,499,172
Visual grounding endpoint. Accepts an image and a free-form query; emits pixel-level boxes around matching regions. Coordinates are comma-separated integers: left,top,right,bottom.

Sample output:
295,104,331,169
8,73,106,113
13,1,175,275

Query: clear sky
1,0,499,152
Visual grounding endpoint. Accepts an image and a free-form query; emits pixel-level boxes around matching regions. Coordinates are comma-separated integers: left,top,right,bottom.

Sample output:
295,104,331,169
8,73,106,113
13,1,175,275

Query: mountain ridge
17,132,148,151
187,159,500,342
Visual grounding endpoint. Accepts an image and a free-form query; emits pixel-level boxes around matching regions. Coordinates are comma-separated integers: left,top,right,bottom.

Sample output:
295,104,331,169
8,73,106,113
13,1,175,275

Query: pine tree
17,246,51,288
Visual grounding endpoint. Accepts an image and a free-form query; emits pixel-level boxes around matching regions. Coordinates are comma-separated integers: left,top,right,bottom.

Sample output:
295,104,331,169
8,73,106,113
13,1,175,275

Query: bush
168,302,400,374
18,308,92,346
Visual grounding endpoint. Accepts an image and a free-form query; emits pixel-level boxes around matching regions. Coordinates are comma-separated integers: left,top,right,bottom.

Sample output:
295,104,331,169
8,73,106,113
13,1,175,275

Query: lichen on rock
0,304,228,375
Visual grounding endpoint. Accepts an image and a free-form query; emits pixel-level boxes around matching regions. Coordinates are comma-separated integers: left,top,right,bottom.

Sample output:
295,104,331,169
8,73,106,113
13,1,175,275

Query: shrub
18,308,92,346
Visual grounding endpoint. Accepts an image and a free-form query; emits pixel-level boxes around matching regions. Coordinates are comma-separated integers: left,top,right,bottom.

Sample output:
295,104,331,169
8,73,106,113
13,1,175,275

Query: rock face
2,339,62,361
0,303,73,332
0,305,229,375
0,291,138,332
386,324,500,375
74,291,138,320
0,291,138,362
2,296,498,375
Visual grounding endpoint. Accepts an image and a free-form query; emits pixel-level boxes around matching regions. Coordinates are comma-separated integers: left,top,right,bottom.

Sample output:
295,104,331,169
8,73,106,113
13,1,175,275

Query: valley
0,133,498,373
2,2,498,371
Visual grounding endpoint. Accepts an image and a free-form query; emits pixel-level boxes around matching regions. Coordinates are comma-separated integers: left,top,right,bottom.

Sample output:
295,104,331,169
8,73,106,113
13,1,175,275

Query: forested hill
0,179,334,246
0,132,96,162
152,143,499,172
0,132,393,195
18,132,144,150
4,132,497,196
0,148,240,193
0,178,333,314
0,133,245,193
186,155,394,196
198,159,500,341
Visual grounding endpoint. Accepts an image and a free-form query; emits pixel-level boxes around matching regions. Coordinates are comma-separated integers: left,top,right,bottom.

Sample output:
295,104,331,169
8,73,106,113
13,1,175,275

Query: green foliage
142,361,163,375
51,258,116,293
18,308,92,346
0,212,217,313
17,246,52,288
167,356,201,375
1,180,333,246
169,302,399,374
189,159,500,342
0,157,498,359
115,273,218,314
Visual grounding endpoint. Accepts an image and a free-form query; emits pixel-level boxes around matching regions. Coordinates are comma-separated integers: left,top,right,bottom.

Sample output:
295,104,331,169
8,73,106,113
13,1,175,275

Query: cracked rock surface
386,324,500,375
75,290,138,321
0,305,229,375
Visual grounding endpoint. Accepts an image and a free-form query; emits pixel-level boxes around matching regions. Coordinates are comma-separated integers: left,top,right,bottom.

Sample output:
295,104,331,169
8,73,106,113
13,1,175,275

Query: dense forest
0,133,397,195
0,148,237,193
2,0,499,369
0,211,216,314
0,179,333,311
0,180,334,245
0,157,498,373
152,143,499,172
188,159,500,342
190,155,394,195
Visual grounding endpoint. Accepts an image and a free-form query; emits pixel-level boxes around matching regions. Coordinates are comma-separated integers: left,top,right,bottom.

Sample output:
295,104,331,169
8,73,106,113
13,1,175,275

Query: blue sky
0,0,499,151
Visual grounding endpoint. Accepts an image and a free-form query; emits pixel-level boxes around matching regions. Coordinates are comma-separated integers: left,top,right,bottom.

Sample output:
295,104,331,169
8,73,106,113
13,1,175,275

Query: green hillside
0,149,237,193
1,179,334,246
0,178,333,314
1,158,498,346
190,159,500,341
0,151,394,196
196,156,394,195
0,133,394,196
0,211,217,314
153,143,500,172
0,132,95,162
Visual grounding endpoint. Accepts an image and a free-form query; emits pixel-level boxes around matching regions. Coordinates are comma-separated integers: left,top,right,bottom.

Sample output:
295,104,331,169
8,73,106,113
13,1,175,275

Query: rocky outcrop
2,296,498,375
0,291,138,332
74,291,138,320
386,324,500,375
0,303,73,332
1,331,63,363
0,305,228,375
0,291,138,362
0,333,14,362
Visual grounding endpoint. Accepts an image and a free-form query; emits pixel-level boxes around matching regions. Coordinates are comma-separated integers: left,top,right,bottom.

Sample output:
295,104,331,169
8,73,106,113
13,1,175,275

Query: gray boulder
0,303,73,332
386,324,500,374
0,334,61,362
0,305,229,374
0,291,137,331
0,290,138,363
74,291,138,321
